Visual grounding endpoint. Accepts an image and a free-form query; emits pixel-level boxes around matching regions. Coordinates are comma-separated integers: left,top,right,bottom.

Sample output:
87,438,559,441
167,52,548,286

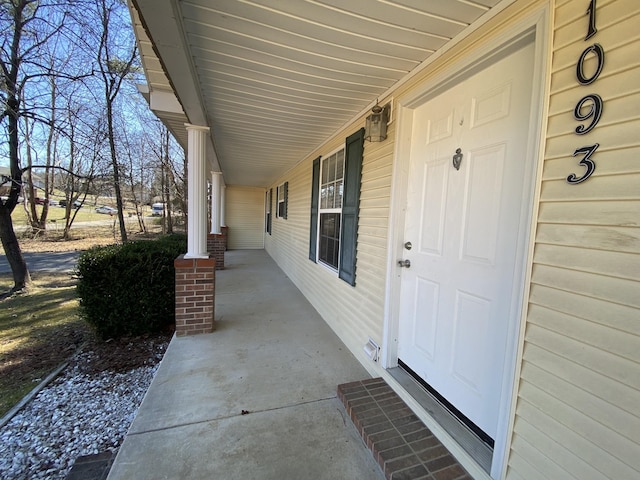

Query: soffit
131,0,503,187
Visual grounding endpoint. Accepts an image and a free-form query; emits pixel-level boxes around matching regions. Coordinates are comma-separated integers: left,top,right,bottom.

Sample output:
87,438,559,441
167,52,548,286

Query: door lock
398,259,411,268
404,241,412,250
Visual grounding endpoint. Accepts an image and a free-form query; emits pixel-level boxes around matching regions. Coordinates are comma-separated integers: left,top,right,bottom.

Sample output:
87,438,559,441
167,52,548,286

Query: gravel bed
0,342,167,480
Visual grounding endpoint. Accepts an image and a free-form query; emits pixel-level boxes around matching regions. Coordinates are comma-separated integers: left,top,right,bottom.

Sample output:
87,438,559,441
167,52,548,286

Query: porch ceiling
129,0,504,187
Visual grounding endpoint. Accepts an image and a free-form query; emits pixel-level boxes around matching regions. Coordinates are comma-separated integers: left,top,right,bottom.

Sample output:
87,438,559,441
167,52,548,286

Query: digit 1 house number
567,0,604,185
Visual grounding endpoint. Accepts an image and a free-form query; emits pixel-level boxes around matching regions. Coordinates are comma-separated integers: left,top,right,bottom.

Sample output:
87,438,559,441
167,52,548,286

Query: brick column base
221,226,228,250
174,255,215,336
207,233,225,270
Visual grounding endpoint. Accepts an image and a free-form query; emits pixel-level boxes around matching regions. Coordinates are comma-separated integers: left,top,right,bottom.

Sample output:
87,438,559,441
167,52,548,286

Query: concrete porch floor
107,250,384,480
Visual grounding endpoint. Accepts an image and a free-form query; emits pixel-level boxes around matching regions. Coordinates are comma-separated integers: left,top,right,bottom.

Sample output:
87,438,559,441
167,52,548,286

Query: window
309,128,364,286
318,149,344,269
276,182,288,219
265,189,272,234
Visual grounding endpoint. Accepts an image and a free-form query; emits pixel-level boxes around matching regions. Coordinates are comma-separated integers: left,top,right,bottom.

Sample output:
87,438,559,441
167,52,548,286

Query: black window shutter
283,181,288,219
268,188,273,234
339,128,365,286
309,157,320,262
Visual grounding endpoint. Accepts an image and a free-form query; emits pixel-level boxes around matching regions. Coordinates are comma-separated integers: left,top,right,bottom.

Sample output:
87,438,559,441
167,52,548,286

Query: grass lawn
11,202,152,227
0,273,92,418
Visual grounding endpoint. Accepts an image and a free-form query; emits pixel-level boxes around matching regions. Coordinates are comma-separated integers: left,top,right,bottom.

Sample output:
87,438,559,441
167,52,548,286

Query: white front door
397,43,535,440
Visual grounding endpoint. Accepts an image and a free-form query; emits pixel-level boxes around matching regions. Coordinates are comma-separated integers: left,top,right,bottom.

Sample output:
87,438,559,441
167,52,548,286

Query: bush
75,234,187,339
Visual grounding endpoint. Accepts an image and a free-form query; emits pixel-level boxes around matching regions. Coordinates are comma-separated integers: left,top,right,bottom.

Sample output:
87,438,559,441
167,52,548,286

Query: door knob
398,259,411,268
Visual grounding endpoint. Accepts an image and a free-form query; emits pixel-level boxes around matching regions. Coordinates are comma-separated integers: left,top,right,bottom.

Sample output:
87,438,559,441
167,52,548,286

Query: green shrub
75,234,187,339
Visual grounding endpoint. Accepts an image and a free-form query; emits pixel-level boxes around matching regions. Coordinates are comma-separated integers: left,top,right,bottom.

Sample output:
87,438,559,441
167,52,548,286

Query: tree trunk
24,121,46,232
106,97,127,242
0,206,31,291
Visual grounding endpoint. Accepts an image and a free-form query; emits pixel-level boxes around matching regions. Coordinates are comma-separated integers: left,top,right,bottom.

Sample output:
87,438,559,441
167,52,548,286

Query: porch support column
207,171,225,269
220,185,228,251
184,124,209,258
210,171,222,234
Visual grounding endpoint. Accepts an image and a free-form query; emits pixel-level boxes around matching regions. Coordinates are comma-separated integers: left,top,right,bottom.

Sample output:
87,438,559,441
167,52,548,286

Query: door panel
451,290,492,394
461,144,506,264
412,277,439,359
420,156,449,255
397,42,535,440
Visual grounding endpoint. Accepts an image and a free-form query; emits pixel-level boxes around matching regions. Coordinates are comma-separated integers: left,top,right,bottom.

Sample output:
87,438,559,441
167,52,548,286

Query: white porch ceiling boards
130,0,503,187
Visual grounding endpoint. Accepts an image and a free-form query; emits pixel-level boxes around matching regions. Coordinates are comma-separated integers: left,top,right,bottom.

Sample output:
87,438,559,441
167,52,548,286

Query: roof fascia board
130,0,221,174
131,0,206,126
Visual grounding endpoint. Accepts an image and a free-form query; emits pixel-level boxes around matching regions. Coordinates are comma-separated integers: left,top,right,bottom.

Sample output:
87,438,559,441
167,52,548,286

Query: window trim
309,128,364,286
266,188,272,234
316,146,345,271
309,158,320,261
276,182,288,220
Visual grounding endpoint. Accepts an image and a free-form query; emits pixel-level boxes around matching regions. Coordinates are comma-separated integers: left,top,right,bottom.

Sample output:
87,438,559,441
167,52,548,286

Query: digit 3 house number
567,0,604,185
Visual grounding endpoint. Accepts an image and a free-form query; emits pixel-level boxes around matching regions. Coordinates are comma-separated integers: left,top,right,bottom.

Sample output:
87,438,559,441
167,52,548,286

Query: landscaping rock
0,334,170,480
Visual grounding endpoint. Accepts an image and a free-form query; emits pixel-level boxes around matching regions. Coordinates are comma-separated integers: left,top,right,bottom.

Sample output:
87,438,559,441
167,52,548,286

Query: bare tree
90,0,138,243
0,0,70,291
120,127,147,233
143,121,184,234
60,99,104,239
161,127,174,234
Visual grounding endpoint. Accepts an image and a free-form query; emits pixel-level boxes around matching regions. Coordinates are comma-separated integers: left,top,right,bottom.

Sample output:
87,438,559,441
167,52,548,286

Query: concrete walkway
107,250,383,480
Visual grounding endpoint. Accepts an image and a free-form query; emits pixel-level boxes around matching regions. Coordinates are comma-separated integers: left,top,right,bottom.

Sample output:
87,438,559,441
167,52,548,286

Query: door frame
382,5,551,478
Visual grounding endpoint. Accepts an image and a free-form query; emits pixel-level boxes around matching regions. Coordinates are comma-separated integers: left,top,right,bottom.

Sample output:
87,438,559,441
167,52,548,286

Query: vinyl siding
508,0,640,478
225,185,264,249
265,117,395,360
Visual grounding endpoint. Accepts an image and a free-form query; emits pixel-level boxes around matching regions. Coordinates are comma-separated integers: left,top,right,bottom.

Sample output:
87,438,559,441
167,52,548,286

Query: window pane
336,150,344,179
322,158,329,183
327,184,334,208
328,155,336,182
336,180,343,208
319,213,341,269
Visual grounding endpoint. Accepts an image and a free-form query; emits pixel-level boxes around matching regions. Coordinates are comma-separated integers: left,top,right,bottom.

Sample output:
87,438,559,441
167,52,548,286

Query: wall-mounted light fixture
365,101,390,142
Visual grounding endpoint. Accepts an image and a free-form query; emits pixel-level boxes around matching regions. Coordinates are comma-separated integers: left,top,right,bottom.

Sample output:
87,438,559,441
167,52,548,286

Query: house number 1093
567,0,604,185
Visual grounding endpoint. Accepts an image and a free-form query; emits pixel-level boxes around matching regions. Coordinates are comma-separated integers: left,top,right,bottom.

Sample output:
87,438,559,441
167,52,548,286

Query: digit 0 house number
567,0,604,184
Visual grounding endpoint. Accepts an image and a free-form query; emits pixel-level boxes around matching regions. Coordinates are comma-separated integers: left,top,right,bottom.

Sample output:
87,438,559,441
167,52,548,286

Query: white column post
184,124,209,258
220,184,226,227
210,171,222,234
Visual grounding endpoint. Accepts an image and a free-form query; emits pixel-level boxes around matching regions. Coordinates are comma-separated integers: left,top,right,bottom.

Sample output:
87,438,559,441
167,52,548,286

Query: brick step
337,378,472,480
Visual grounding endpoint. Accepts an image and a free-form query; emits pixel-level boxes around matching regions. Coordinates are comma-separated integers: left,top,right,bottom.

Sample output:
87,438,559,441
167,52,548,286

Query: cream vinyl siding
225,186,265,249
265,121,395,359
508,0,640,478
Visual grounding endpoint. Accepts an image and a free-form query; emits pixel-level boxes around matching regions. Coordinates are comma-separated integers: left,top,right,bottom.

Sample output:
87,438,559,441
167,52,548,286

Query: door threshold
388,366,493,473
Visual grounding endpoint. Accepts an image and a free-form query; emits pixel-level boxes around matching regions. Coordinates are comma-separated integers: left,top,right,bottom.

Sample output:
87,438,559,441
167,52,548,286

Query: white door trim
381,4,552,478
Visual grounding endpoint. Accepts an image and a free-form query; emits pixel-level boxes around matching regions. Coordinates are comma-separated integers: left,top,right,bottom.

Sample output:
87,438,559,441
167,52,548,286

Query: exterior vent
364,338,379,362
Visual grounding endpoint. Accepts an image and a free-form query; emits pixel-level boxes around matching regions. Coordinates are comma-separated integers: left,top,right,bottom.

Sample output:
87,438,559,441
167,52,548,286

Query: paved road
1,217,144,275
0,251,80,275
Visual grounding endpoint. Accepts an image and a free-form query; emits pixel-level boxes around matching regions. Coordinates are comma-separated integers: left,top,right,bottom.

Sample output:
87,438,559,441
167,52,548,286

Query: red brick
417,445,448,463
390,464,429,480
361,377,386,386
174,254,215,336
425,454,456,472
431,464,467,480
380,450,417,474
